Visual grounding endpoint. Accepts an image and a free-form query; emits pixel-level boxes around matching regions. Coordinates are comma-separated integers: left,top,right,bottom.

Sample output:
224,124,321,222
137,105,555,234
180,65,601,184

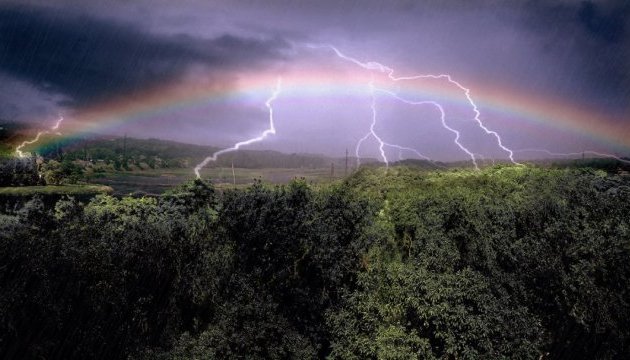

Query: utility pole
231,158,236,185
123,133,128,168
615,152,621,168
345,148,348,176
57,141,63,161
330,162,335,181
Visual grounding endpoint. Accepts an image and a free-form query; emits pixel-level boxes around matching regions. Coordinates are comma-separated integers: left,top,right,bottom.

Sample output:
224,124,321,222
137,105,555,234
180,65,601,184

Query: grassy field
89,167,341,195
0,184,113,196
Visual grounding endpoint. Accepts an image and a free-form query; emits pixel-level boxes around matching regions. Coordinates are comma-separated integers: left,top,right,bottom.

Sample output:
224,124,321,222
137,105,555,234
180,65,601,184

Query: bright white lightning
354,132,372,167
355,83,453,168
515,149,630,165
15,115,64,158
386,143,447,169
367,78,388,166
385,144,432,162
194,45,623,178
374,87,479,169
356,79,427,168
194,78,282,178
308,43,520,167
50,116,64,131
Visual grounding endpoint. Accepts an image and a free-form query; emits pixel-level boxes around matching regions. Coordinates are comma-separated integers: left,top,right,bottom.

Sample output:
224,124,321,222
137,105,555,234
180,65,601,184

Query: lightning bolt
386,143,432,162
307,43,520,168
354,132,372,167
197,45,624,178
515,149,630,165
360,78,389,166
374,87,479,169
386,143,448,168
355,80,454,168
15,115,64,158
194,78,282,178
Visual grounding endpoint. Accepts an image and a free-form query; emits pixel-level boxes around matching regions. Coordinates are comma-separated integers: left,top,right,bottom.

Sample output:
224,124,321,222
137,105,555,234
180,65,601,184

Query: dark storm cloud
0,4,288,106
1,0,627,157
514,0,629,111
578,1,627,43
522,0,628,43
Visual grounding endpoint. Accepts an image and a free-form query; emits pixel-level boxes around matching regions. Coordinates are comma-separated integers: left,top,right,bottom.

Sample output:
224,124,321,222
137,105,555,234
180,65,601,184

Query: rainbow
25,69,630,155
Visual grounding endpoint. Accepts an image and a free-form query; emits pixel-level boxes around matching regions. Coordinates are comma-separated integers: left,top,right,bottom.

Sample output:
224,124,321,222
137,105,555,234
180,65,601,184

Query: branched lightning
386,143,448,168
374,87,479,169
356,78,430,168
366,78,388,166
354,132,372,167
194,78,282,178
15,115,64,158
355,83,460,168
307,43,520,168
386,143,432,162
194,45,623,179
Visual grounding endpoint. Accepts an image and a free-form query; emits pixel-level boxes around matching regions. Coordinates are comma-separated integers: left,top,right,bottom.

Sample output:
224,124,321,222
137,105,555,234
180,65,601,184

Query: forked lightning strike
194,78,282,178
374,87,479,169
194,44,624,178
386,143,448,169
15,115,64,158
307,43,520,168
355,80,444,168
385,144,432,162
366,78,388,166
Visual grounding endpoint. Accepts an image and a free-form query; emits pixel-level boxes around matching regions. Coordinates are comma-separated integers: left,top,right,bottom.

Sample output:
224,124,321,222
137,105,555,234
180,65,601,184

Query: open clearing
0,184,112,196
89,167,340,195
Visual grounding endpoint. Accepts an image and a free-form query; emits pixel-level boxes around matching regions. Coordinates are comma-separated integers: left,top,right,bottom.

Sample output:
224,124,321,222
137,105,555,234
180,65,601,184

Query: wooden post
231,159,236,185
345,148,348,176
57,141,63,161
123,133,128,168
330,162,335,180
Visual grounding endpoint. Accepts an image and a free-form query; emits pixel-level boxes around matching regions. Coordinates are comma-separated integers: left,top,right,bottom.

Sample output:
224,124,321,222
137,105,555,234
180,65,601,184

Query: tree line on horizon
5,136,374,172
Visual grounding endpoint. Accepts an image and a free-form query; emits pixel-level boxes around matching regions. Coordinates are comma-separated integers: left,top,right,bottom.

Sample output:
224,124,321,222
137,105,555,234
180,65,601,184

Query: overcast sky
1,0,628,161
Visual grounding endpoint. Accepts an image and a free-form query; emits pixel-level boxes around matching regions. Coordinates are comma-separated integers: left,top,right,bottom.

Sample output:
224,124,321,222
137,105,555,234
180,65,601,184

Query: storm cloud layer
0,4,287,107
0,0,628,158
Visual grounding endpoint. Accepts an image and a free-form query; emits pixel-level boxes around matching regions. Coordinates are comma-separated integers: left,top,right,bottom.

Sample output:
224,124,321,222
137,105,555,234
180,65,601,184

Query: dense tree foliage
0,166,628,359
0,156,41,186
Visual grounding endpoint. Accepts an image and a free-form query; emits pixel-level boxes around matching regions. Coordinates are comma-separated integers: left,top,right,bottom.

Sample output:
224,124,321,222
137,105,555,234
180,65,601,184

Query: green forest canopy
0,165,629,359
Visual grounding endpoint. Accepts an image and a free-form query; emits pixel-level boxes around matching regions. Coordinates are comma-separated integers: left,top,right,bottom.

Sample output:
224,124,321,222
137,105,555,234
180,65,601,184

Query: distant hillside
43,136,380,170
9,133,628,173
